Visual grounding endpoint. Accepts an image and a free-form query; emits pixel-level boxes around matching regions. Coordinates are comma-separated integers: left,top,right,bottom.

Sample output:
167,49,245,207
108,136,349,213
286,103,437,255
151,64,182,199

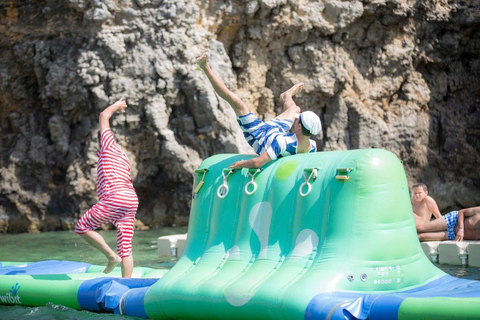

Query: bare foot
280,82,305,102
195,52,208,70
103,256,121,274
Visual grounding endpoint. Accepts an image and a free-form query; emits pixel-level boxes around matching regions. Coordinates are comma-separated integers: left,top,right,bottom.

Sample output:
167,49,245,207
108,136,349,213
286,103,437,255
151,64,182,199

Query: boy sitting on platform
412,183,480,241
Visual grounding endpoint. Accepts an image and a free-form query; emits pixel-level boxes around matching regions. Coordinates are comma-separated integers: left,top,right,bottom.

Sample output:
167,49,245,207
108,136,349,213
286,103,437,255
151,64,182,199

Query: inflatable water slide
2,149,480,319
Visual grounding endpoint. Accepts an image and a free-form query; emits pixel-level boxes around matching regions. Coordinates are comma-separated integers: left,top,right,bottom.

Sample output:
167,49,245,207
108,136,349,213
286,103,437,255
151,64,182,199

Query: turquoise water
0,228,187,268
437,263,480,281
1,229,480,319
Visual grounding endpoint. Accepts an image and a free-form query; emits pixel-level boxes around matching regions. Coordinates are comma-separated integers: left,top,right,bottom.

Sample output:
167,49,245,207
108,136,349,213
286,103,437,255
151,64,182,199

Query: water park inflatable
0,260,167,315
2,149,480,319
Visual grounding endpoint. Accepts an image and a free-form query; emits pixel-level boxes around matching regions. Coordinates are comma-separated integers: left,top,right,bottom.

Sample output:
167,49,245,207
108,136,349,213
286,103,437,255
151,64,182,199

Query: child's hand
195,52,208,70
112,98,127,113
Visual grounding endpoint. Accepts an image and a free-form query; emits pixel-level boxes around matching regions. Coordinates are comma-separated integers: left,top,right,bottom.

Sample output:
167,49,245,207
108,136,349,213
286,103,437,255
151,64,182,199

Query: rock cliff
0,0,479,233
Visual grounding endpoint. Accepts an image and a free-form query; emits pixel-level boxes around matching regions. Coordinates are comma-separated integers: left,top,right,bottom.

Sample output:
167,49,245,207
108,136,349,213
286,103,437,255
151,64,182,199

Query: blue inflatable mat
0,260,91,275
306,275,480,319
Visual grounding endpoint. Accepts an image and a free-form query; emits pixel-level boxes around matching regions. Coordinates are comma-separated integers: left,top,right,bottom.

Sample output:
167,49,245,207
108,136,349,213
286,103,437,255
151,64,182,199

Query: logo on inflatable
0,283,22,304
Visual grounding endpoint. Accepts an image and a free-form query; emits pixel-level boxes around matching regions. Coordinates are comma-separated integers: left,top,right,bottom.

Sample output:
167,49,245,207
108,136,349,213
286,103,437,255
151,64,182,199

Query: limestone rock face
0,0,479,233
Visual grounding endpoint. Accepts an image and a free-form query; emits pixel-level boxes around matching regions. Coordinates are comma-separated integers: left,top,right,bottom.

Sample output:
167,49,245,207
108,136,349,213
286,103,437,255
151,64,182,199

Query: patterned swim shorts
443,211,459,240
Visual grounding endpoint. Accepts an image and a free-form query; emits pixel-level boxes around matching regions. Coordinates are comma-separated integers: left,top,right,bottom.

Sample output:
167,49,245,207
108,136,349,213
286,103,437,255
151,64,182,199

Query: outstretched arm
196,52,249,117
230,152,271,169
99,98,127,132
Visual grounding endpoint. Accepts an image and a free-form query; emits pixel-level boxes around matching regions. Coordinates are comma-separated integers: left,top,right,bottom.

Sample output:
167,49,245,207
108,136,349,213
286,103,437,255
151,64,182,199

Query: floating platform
157,233,187,258
421,241,480,266
2,149,480,319
0,260,168,315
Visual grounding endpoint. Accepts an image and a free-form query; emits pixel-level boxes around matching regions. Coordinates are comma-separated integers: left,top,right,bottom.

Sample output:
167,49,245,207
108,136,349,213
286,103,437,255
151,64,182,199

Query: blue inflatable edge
121,286,150,318
78,278,158,317
305,275,480,320
0,260,92,275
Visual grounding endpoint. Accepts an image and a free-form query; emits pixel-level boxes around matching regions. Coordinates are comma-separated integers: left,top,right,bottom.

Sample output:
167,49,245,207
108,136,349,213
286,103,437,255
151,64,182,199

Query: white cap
295,111,321,135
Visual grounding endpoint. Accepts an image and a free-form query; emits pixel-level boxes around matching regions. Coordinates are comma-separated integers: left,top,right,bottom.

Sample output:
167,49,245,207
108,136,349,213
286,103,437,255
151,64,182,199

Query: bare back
463,207,480,240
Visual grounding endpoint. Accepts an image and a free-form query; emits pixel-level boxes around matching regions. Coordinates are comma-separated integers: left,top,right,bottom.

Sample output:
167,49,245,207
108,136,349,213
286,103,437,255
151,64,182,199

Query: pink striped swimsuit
75,129,139,258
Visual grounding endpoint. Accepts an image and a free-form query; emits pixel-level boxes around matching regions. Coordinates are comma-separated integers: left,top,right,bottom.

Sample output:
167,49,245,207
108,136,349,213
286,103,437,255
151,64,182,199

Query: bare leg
418,231,448,242
416,216,448,233
280,83,304,111
196,52,250,116
276,83,304,121
121,255,134,278
79,231,121,273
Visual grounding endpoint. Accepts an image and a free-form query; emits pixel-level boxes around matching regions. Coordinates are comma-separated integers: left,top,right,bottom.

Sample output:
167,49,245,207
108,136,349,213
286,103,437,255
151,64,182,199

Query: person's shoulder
100,128,114,141
425,195,439,206
101,128,112,135
100,129,118,152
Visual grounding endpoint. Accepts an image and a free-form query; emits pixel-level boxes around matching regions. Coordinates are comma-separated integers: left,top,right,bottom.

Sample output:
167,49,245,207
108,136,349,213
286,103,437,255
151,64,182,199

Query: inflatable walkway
2,149,480,319
0,260,168,315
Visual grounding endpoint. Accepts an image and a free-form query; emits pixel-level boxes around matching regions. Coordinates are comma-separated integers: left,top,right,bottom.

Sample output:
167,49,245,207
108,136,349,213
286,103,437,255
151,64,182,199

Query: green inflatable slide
142,149,480,319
